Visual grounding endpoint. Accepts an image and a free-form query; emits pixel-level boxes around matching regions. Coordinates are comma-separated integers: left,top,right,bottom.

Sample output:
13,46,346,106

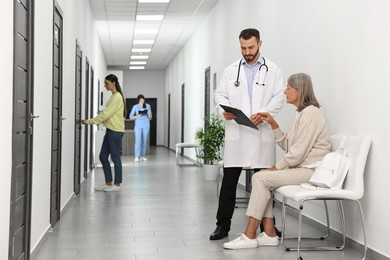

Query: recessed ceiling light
132,48,152,53
129,66,145,70
134,29,158,35
139,0,170,3
136,15,164,21
133,40,155,45
131,55,149,59
130,61,147,65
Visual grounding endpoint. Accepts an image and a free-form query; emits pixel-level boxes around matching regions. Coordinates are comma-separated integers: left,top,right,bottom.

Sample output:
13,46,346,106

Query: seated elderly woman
223,73,331,250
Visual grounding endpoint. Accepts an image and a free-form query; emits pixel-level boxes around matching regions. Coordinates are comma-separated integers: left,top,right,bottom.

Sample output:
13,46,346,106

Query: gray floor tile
32,147,367,260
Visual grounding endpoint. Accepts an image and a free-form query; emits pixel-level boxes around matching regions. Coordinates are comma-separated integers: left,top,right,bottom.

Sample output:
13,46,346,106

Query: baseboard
30,193,76,259
273,202,389,260
30,226,51,260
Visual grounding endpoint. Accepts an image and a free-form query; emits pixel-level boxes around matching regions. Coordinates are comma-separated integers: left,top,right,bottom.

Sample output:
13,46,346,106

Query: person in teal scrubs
129,94,152,162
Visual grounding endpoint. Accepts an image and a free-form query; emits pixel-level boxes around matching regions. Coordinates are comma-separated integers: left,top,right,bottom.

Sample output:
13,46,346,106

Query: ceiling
89,0,219,71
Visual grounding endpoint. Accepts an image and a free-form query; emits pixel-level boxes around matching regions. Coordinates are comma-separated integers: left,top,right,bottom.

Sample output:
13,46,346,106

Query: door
9,0,34,259
83,58,90,178
167,93,171,149
204,67,211,130
74,40,82,195
180,84,185,154
50,4,64,226
89,67,95,168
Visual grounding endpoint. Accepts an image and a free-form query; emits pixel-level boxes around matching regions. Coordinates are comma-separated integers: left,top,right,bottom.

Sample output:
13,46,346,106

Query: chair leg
336,200,346,250
175,147,180,166
297,203,303,260
281,197,288,250
355,200,367,260
322,200,331,240
195,147,200,166
216,168,221,198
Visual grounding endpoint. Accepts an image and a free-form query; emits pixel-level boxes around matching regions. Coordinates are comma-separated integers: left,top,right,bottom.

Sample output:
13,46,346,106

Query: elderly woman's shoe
223,234,258,249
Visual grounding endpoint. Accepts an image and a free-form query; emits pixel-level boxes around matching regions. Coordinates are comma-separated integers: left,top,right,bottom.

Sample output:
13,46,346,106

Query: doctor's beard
243,48,260,64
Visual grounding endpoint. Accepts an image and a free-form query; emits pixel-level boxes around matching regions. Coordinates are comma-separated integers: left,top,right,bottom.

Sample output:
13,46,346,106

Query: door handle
30,114,40,120
61,117,67,120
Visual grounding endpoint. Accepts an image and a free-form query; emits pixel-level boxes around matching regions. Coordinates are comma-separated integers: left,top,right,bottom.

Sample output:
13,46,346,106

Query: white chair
175,143,201,167
274,135,371,260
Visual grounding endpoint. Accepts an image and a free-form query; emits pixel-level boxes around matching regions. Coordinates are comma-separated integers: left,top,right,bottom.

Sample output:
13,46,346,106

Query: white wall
123,70,165,145
0,1,14,259
29,0,108,253
165,0,390,257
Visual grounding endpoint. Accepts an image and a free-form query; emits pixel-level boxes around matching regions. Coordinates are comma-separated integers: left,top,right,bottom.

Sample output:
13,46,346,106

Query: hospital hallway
32,147,365,260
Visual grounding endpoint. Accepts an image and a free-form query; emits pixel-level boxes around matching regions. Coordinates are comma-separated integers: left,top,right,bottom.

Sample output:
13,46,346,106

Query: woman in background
82,74,126,192
129,94,152,162
81,74,126,191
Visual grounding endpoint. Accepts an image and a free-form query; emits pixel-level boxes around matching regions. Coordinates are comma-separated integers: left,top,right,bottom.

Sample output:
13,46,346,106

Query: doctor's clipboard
219,104,258,130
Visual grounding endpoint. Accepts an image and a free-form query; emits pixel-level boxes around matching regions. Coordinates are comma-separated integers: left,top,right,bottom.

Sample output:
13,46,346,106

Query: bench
175,143,201,167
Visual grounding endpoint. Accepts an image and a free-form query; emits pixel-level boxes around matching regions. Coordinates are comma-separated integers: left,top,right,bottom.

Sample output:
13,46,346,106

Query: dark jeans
216,167,261,230
99,129,124,184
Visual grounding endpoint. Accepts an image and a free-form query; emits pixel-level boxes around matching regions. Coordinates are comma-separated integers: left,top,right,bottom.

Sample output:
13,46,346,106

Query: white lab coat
215,57,285,168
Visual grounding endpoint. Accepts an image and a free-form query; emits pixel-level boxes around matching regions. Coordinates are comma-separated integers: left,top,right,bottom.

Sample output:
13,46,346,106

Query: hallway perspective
33,147,365,260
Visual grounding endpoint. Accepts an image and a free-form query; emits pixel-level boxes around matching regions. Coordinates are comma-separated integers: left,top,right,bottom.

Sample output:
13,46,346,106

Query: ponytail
105,74,127,117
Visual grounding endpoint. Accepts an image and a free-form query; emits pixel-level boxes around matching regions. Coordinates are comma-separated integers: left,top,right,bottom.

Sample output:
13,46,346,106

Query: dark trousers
216,167,242,228
216,167,262,230
99,129,124,184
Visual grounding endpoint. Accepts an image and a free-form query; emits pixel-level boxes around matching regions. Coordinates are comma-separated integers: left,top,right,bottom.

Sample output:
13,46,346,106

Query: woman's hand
249,113,262,125
257,112,279,129
268,165,277,171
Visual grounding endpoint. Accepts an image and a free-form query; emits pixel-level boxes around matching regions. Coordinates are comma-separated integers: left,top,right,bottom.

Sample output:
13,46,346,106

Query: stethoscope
234,57,268,87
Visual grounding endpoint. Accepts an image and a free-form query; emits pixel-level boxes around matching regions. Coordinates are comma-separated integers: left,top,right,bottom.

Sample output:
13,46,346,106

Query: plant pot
203,164,219,181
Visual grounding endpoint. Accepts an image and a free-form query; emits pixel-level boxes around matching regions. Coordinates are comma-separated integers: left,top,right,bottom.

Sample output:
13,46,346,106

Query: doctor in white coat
210,28,285,240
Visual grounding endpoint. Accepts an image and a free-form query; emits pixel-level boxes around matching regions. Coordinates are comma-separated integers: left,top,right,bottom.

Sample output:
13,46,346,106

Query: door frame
73,40,82,195
50,1,63,227
9,0,34,258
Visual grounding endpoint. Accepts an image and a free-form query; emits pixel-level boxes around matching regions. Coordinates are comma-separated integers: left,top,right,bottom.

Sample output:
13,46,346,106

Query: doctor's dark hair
287,73,320,112
137,94,146,108
105,74,127,117
239,28,260,41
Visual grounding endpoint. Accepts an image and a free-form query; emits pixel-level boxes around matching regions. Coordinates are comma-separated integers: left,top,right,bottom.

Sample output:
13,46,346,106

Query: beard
243,48,260,63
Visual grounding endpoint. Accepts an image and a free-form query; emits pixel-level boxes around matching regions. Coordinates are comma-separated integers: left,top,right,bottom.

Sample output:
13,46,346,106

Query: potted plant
195,114,225,180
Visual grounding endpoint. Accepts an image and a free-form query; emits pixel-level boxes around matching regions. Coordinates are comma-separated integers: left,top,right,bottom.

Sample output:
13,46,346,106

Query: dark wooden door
74,41,82,195
50,4,64,227
204,67,211,130
83,59,90,178
89,67,95,168
9,0,34,259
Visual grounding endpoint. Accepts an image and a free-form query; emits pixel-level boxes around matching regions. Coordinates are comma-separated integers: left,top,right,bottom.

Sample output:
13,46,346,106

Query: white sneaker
104,185,121,192
140,157,148,161
134,157,140,162
256,232,279,246
223,234,258,250
94,184,110,191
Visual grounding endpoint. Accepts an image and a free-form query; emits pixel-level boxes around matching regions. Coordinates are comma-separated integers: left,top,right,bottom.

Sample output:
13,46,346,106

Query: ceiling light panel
134,28,159,35
129,66,145,70
131,55,149,59
132,48,152,52
138,0,170,3
136,15,164,21
130,61,147,65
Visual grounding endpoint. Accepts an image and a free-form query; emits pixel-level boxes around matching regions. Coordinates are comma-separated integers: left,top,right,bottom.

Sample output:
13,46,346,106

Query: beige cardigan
274,105,330,170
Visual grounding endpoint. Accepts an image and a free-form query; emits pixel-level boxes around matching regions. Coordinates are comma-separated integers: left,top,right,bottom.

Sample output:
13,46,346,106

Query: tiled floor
33,147,365,260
